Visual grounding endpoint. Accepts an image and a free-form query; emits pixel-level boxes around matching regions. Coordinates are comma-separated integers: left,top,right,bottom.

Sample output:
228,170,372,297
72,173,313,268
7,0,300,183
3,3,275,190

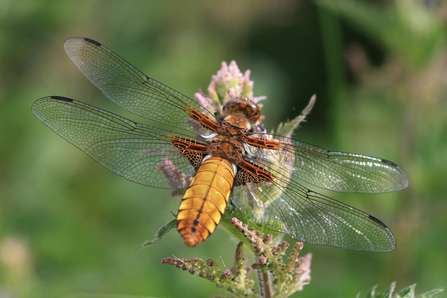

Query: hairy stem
258,267,273,298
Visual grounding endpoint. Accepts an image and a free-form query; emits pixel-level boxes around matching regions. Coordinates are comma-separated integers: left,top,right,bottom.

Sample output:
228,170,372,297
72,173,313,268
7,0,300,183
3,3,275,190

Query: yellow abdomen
177,156,234,246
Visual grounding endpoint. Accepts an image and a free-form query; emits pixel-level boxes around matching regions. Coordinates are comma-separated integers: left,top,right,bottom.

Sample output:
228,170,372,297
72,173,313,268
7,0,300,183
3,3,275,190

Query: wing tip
32,96,73,112
367,215,396,252
378,158,409,191
381,158,409,190
368,214,388,228
83,38,102,47
380,158,399,167
64,37,102,51
50,96,73,103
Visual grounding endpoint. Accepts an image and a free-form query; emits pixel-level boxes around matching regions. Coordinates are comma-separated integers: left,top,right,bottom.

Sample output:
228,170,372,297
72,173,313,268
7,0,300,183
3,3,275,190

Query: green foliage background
0,1,446,297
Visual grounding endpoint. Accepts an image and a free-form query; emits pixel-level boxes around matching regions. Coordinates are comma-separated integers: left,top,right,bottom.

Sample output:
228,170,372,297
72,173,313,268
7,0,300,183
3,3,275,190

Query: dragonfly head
222,96,261,123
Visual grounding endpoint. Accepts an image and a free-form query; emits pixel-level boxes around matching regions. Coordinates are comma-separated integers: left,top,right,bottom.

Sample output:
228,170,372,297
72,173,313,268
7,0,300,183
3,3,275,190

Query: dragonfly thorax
209,97,261,164
207,123,247,164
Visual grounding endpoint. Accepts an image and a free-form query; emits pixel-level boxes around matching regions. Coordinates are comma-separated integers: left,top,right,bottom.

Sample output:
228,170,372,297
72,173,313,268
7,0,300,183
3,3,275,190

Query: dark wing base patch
169,135,207,169
235,160,275,186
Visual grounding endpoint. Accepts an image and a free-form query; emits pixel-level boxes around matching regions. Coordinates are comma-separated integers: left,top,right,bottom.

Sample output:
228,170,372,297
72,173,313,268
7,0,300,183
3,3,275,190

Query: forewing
32,96,199,189
63,37,215,136
252,134,408,193
232,176,396,252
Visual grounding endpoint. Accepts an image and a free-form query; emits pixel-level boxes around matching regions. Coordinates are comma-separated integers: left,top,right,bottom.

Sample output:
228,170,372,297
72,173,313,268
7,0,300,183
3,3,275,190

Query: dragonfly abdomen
177,156,235,246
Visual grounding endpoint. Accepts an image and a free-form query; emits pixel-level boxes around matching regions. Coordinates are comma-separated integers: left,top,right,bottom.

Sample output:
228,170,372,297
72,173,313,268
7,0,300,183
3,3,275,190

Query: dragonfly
32,38,408,252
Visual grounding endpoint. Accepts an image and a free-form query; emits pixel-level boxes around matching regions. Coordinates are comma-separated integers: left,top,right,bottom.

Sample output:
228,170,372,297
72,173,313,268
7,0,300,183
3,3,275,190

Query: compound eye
222,102,235,113
248,105,261,121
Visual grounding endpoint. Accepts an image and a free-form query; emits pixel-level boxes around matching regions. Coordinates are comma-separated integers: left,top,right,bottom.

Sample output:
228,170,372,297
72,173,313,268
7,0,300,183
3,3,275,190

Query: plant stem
257,268,273,298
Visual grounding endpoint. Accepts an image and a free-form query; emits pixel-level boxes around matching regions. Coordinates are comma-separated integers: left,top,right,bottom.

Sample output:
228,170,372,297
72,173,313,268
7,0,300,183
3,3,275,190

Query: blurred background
1,0,446,297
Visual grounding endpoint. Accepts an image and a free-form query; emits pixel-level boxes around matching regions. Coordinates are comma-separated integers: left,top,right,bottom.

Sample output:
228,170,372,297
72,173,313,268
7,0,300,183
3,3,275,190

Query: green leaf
273,95,316,138
397,284,415,298
366,285,378,298
358,283,444,298
142,218,177,246
219,204,283,248
383,282,396,298
417,288,444,298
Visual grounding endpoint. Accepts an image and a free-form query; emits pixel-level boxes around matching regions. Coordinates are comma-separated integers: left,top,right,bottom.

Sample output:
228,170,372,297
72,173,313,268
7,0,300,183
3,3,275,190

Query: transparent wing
232,133,407,251
232,173,396,252
32,96,200,188
249,134,408,194
63,37,214,136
